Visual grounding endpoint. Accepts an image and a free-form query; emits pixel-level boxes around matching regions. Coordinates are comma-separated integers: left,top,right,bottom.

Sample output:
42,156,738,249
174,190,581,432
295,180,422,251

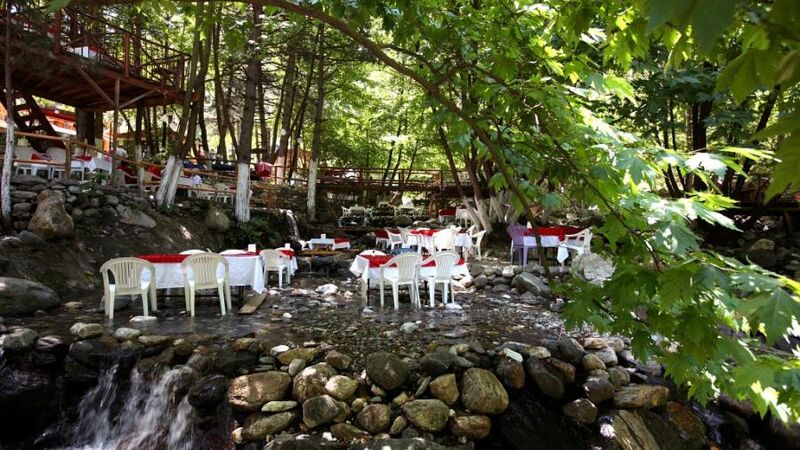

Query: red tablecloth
279,249,295,259
139,252,259,264
334,237,349,244
410,229,437,237
438,207,456,216
524,226,584,240
375,229,389,239
31,153,51,161
362,254,465,268
73,155,92,161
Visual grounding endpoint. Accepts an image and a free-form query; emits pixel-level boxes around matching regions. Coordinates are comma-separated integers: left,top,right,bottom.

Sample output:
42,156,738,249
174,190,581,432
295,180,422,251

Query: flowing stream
58,365,197,450
281,208,300,241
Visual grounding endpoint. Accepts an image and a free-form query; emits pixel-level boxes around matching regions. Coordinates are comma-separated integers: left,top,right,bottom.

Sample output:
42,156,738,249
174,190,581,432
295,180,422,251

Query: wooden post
123,34,130,77
52,10,63,55
64,142,72,179
111,79,120,186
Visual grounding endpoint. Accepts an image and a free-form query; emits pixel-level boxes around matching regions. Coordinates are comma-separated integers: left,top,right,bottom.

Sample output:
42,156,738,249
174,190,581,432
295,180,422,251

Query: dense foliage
52,0,800,422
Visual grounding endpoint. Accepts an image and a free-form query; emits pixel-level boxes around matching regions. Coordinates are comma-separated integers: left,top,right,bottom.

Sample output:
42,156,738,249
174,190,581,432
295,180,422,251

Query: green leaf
745,289,800,344
45,0,71,12
765,135,800,200
689,0,737,52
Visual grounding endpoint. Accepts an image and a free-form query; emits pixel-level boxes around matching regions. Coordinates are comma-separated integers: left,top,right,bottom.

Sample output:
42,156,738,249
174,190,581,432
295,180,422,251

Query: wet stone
262,400,298,413
402,399,450,432
429,374,459,406
356,403,392,433
563,398,598,424
449,414,492,440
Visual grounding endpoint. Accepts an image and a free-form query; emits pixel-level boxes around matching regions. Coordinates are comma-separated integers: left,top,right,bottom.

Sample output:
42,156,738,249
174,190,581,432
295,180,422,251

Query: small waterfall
282,208,300,241
60,366,197,450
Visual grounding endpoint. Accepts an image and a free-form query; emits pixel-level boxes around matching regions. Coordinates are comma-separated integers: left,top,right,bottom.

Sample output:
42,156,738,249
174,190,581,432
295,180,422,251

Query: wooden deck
0,6,189,111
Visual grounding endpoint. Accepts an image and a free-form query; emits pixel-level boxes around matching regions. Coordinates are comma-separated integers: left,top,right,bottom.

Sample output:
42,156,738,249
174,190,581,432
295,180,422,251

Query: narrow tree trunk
1,1,14,229
135,105,145,190
258,80,269,153
275,45,298,183
307,24,325,221
287,51,317,182
156,0,206,207
235,4,263,222
734,87,780,197
270,75,286,161
465,144,493,232
224,69,239,157
438,127,482,228
212,19,227,160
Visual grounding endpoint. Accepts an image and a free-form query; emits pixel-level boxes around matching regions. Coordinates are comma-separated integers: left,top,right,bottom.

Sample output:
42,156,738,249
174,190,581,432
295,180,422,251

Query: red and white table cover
308,236,351,250
521,226,585,263
349,253,470,300
138,252,266,293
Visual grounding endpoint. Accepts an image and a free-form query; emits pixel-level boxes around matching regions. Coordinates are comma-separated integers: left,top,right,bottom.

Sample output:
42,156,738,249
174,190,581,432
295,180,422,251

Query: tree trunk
287,50,317,182
212,19,227,161
1,2,14,229
307,24,325,221
135,105,145,190
465,144,493,232
235,4,263,223
438,127,482,228
224,69,239,157
275,45,298,183
156,0,207,208
258,80,269,153
734,87,780,197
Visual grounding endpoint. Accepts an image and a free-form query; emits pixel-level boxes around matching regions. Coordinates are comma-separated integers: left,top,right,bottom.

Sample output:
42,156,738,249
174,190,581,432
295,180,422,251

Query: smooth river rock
228,371,292,411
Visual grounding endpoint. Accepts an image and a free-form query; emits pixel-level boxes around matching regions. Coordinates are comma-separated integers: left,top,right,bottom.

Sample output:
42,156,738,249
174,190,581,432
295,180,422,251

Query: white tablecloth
349,255,470,301
93,155,113,173
144,255,265,293
309,238,351,250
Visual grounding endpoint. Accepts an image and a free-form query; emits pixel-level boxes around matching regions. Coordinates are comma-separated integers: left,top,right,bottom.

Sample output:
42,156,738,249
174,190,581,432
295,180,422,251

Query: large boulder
605,410,661,450
747,239,777,268
293,363,337,403
205,205,230,233
356,403,392,433
228,371,292,411
302,394,349,428
27,190,74,239
366,352,409,391
0,328,37,351
242,411,298,441
613,385,669,409
118,205,156,228
402,399,450,432
461,368,509,415
189,374,229,414
572,253,614,285
0,278,60,315
511,273,551,297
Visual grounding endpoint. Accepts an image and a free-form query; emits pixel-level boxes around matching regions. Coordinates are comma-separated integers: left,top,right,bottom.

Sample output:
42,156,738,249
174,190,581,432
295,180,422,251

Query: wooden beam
118,91,153,109
75,66,115,106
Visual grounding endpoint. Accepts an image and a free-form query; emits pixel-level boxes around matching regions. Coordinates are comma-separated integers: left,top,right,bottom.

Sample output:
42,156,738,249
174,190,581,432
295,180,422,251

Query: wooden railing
4,6,189,90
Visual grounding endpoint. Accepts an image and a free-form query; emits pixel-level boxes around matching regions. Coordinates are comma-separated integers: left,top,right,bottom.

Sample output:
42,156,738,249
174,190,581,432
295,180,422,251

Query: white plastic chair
180,253,231,317
261,249,290,288
215,183,233,203
420,251,460,307
192,182,215,200
100,257,157,320
379,253,421,309
45,147,68,180
180,249,207,255
387,231,403,251
13,146,50,178
433,228,457,252
470,230,487,258
399,227,419,251
220,249,247,255
558,228,593,266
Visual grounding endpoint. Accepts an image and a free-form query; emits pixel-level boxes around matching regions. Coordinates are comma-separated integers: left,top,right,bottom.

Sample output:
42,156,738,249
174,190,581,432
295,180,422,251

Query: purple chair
507,224,535,266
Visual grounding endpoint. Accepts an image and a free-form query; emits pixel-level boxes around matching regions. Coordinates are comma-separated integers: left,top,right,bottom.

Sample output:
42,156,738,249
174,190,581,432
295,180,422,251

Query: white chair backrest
100,257,153,294
341,206,351,216
472,230,487,246
180,249,207,255
383,253,421,283
350,206,365,216
46,147,66,162
425,251,460,280
14,146,35,160
260,249,284,269
433,228,457,251
359,249,386,256
466,224,478,236
220,249,246,255
388,231,403,245
214,183,230,194
572,229,593,249
181,253,228,288
399,227,413,244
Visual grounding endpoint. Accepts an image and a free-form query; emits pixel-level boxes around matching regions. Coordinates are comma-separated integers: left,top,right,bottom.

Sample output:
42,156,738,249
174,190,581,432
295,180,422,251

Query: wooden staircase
1,90,63,151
